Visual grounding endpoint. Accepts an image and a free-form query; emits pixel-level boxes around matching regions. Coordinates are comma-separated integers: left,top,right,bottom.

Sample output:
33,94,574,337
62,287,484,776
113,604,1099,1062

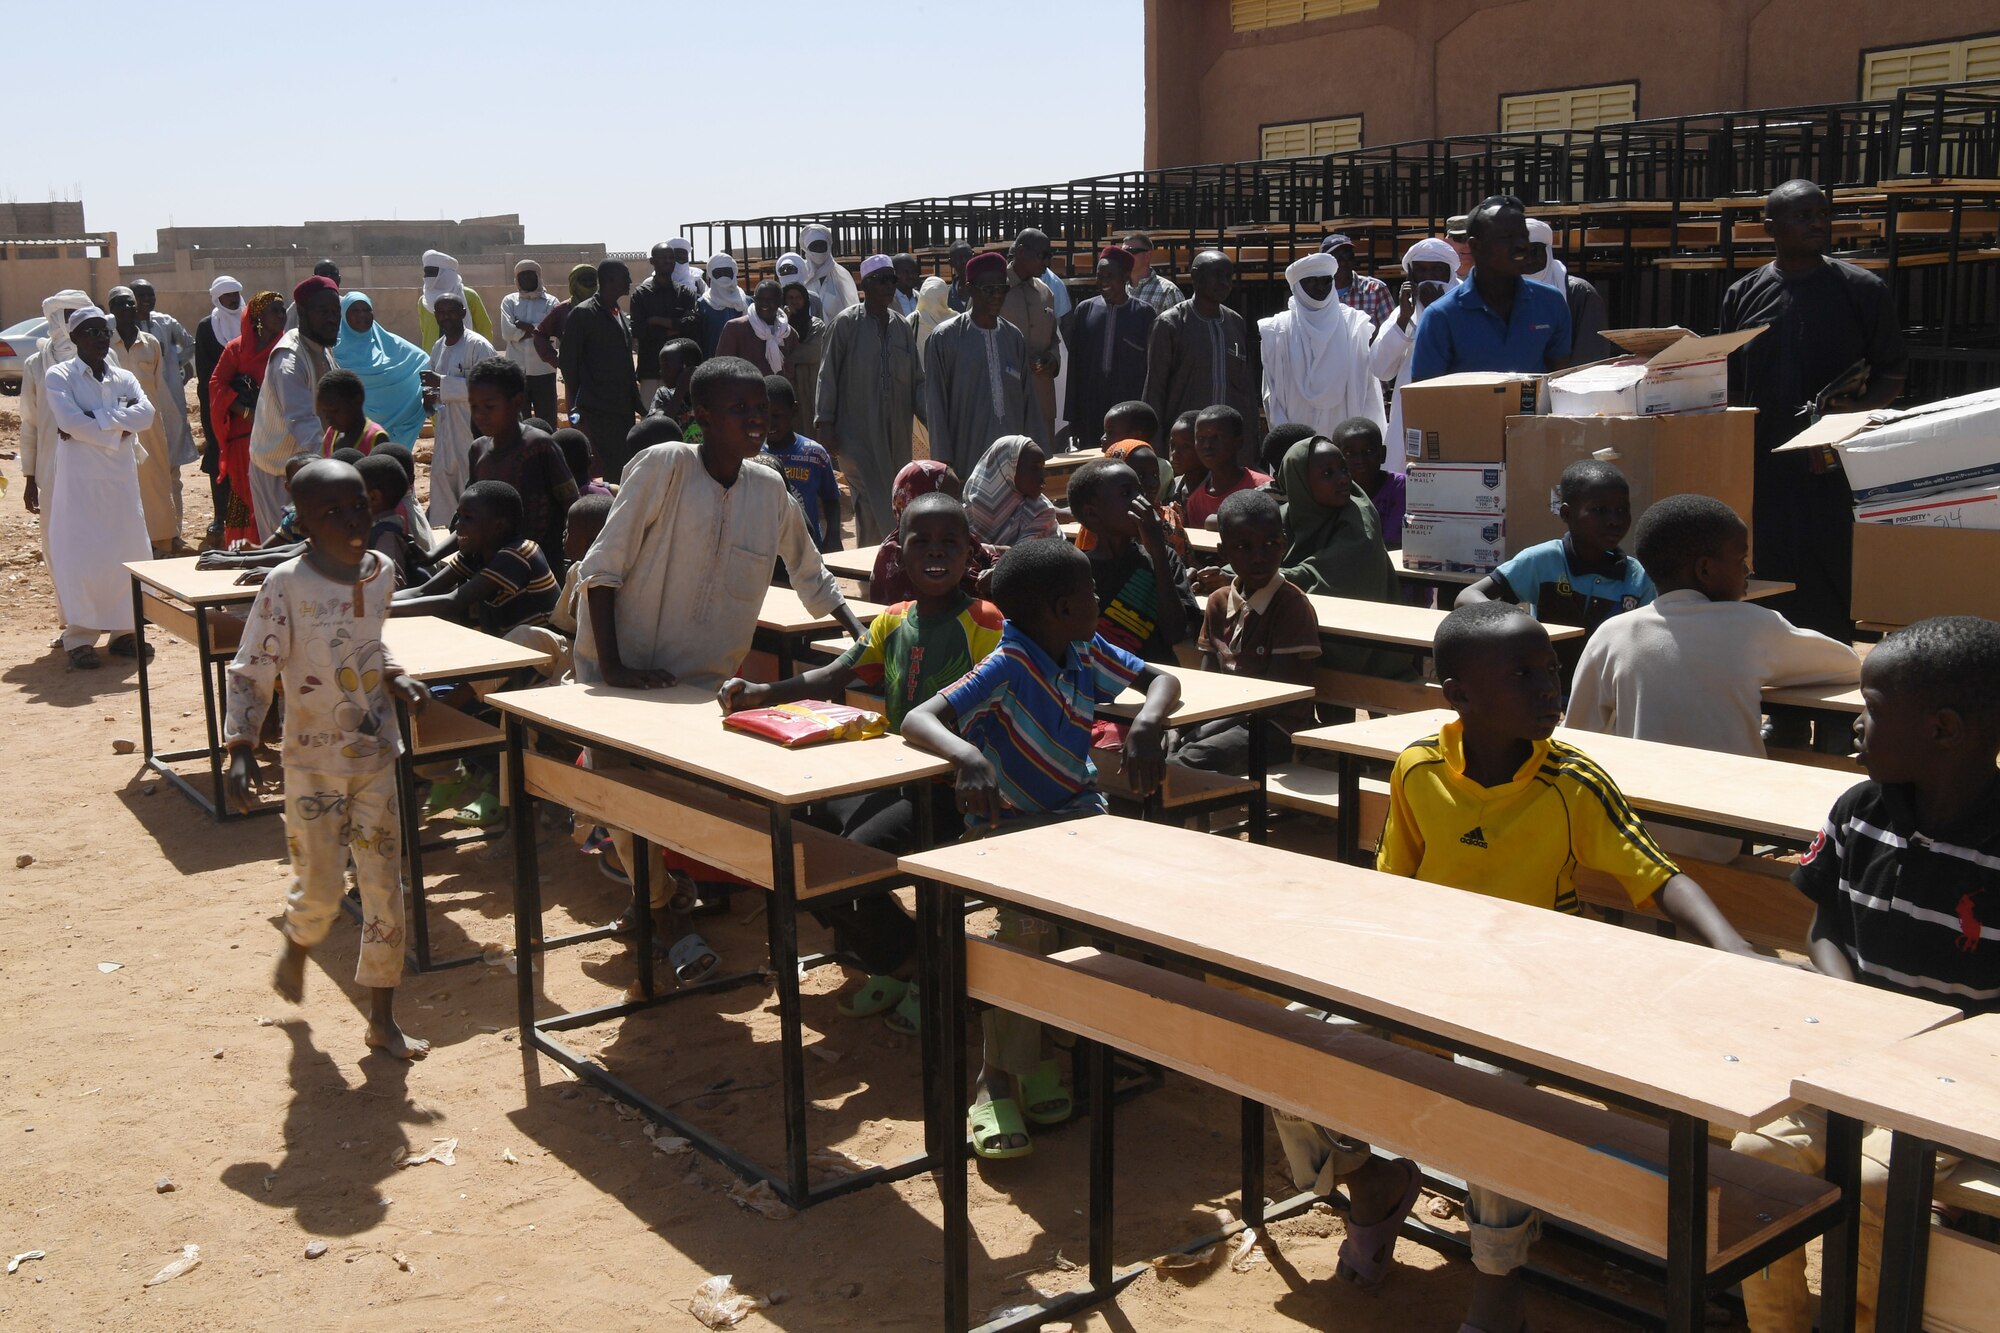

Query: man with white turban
799,224,858,321
42,305,155,669
417,249,494,349
195,276,244,545
20,290,104,613
1370,238,1461,471
1258,252,1385,439
500,260,560,422
694,252,748,358
1526,218,1611,362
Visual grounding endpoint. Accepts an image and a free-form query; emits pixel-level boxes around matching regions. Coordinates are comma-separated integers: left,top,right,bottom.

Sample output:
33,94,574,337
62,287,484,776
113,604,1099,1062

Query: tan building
0,202,119,330
1145,0,2000,167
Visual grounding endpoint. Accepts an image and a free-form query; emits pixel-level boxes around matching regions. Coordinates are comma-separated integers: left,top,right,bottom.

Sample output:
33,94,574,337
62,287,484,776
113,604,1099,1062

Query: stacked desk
126,558,263,819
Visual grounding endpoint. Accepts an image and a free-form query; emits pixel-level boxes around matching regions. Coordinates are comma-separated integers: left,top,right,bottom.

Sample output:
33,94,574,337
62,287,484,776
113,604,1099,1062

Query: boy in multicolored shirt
905,538,1181,1161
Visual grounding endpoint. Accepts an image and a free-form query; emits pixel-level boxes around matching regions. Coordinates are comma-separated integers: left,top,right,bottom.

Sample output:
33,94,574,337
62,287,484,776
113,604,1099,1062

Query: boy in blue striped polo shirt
906,538,1181,1158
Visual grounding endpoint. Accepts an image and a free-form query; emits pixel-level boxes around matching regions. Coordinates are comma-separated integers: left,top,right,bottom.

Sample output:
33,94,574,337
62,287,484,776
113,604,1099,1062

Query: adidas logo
1459,826,1488,848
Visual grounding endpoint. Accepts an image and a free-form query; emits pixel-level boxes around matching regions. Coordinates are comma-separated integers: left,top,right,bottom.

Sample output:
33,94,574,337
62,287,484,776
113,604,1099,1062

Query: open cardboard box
1777,387,2000,503
1398,372,1545,463
1502,409,1757,551
1852,523,2000,626
1545,326,1766,418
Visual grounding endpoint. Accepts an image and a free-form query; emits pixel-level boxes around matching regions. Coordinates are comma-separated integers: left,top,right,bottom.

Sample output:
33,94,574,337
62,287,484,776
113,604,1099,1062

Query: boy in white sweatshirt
1565,493,1861,861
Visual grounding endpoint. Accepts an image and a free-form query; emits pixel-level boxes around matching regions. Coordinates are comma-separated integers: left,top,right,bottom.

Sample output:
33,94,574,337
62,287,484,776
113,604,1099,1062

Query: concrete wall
0,240,120,332
1147,0,2000,166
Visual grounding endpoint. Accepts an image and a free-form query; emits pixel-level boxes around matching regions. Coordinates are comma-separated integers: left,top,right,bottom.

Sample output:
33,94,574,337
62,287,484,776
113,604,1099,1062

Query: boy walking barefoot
223,459,431,1060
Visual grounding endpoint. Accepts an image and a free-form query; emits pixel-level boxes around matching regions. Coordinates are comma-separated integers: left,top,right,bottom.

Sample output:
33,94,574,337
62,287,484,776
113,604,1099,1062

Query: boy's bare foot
365,1021,431,1061
273,942,308,1003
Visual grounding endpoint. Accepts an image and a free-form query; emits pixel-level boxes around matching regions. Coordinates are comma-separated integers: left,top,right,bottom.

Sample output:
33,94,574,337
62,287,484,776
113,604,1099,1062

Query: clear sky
10,0,1143,257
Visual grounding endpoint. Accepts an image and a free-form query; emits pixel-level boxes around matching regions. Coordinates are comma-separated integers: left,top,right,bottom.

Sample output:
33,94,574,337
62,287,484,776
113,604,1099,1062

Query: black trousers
804,784,958,975
524,373,558,427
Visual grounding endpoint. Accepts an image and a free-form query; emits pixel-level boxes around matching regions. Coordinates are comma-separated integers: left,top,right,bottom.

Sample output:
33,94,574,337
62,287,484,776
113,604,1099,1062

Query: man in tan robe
108,286,181,554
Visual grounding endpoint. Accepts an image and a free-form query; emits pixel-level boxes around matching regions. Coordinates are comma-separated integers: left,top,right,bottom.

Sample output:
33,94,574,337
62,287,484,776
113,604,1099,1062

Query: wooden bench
970,940,1841,1274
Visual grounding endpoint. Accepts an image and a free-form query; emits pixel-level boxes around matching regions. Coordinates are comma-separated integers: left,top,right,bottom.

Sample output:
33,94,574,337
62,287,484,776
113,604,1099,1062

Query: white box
1855,484,2000,530
1545,326,1766,418
1402,514,1507,573
1406,462,1507,516
1779,388,2000,503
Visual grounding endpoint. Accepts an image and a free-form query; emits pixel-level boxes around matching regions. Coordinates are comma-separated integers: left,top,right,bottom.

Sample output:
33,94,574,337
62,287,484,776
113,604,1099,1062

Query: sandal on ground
107,635,153,662
68,645,101,669
1020,1057,1074,1127
450,790,502,827
424,771,467,815
1336,1156,1424,1291
667,932,720,985
839,974,909,1018
969,1097,1033,1160
884,983,921,1035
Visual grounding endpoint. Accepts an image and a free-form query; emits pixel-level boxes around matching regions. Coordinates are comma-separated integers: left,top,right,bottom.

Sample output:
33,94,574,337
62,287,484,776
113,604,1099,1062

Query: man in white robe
499,260,559,422
20,289,100,611
1258,252,1386,439
43,307,155,668
922,250,1044,477
799,223,858,322
248,276,340,541
1369,238,1460,472
422,286,498,528
418,250,494,349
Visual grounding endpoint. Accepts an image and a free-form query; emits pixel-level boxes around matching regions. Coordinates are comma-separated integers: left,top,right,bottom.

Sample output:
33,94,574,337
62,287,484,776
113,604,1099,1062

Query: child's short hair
566,491,613,537
458,479,524,538
901,490,970,534
1066,457,1130,515
1103,399,1158,442
467,354,526,399
1434,601,1538,680
1196,404,1245,438
1558,458,1628,504
524,417,554,434
1330,416,1384,452
1259,423,1315,475
329,447,366,465
990,537,1089,624
1870,616,2000,734
552,427,595,482
628,415,684,453
1632,494,1745,584
662,336,704,371
1171,409,1201,436
316,368,364,407
373,441,416,484
689,355,763,410
1217,487,1282,533
763,373,796,407
356,453,409,509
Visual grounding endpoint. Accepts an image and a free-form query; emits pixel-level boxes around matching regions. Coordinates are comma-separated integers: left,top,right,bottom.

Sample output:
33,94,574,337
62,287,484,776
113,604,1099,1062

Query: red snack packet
722,700,887,748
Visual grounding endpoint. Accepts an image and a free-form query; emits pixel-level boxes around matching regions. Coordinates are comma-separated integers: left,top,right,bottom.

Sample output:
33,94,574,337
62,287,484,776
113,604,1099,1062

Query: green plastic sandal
450,789,502,828
1020,1057,1074,1127
968,1097,1033,1160
838,974,910,1019
884,983,921,1035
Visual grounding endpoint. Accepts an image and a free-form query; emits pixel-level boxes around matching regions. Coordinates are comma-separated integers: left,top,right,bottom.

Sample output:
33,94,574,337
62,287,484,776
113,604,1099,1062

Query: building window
1500,82,1638,133
1862,35,2000,99
1260,115,1363,159
1230,0,1377,33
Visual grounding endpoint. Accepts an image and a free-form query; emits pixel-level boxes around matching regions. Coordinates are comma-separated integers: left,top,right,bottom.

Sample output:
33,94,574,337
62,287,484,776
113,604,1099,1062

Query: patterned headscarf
243,291,284,342
891,459,957,515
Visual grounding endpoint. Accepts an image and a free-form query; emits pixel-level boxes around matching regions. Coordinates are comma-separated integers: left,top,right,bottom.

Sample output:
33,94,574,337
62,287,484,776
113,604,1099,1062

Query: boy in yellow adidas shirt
1374,599,1755,1333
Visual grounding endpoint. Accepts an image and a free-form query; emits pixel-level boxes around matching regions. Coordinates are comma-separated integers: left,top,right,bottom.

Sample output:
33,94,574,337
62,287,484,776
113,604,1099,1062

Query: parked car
0,316,48,395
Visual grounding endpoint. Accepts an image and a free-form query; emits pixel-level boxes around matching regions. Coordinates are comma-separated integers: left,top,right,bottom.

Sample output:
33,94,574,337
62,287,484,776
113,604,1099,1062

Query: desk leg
195,604,226,818
132,577,156,766
1819,1111,1865,1333
936,880,971,1332
1085,1036,1116,1291
1665,1110,1710,1333
632,837,655,1000
767,806,811,1207
508,719,540,1038
1240,1097,1266,1230
1874,1131,1937,1333
1335,754,1361,865
397,702,430,971
913,783,943,1169
1246,713,1268,844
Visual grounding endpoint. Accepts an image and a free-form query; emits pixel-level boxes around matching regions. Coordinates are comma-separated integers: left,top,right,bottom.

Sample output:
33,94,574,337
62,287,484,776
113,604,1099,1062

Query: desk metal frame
129,574,273,822
1872,1137,1995,1331
505,714,940,1210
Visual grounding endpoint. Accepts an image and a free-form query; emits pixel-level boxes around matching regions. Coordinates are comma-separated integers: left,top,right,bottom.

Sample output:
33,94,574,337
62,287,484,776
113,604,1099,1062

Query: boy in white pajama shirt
224,458,432,1060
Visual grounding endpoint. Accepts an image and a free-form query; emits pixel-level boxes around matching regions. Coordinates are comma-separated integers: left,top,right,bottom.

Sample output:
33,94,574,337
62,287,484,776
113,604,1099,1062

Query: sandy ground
0,387,1725,1331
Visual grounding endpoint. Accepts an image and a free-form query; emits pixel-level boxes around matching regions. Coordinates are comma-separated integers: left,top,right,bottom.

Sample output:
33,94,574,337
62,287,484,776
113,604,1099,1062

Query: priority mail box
1544,326,1766,418
1406,462,1507,516
1398,373,1545,463
1855,484,2000,530
1851,524,2000,626
1501,408,1757,551
1403,514,1507,573
1778,387,2000,503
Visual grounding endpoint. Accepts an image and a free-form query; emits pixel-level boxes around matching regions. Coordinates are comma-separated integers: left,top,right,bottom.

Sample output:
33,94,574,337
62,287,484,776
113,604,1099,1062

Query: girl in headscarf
331,292,431,446
799,224,858,320
868,460,998,603
694,252,746,358
208,291,287,546
1074,438,1188,559
964,435,1059,548
1276,432,1414,680
911,276,952,355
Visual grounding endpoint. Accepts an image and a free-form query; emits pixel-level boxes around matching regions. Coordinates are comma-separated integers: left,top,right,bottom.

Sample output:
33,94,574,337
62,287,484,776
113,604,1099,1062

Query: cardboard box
1778,387,2000,503
1398,372,1545,464
1406,462,1507,516
1855,484,2000,530
1545,326,1766,418
1851,523,2000,626
1403,514,1507,573
1501,408,1757,551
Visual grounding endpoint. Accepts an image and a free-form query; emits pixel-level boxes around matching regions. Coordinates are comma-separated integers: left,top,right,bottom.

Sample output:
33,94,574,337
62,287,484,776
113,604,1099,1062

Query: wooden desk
384,616,551,682
1387,553,1793,605
1795,1014,2000,1332
755,587,883,676
491,682,951,1209
126,559,265,820
1044,449,1102,503
906,817,1953,1333
821,543,880,585
1763,681,1864,714
1183,525,1221,557
1295,707,1857,862
1309,595,1584,653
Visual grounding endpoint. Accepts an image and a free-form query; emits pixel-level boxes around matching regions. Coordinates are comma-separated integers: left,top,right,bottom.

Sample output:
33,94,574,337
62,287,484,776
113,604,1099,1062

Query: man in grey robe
132,279,198,468
922,250,1044,479
1143,250,1260,461
815,255,925,545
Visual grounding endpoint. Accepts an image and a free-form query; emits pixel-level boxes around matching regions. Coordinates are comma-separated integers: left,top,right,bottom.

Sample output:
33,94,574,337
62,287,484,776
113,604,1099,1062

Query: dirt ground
0,387,1734,1331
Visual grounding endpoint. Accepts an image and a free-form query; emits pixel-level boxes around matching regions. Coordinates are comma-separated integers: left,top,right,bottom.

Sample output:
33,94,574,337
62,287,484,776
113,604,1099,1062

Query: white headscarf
1524,219,1569,293
421,249,462,312
705,252,747,314
208,276,244,344
799,223,858,317
775,251,808,288
744,294,790,373
913,276,951,354
1276,252,1372,420
1400,238,1459,309
41,289,93,361
666,236,701,295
